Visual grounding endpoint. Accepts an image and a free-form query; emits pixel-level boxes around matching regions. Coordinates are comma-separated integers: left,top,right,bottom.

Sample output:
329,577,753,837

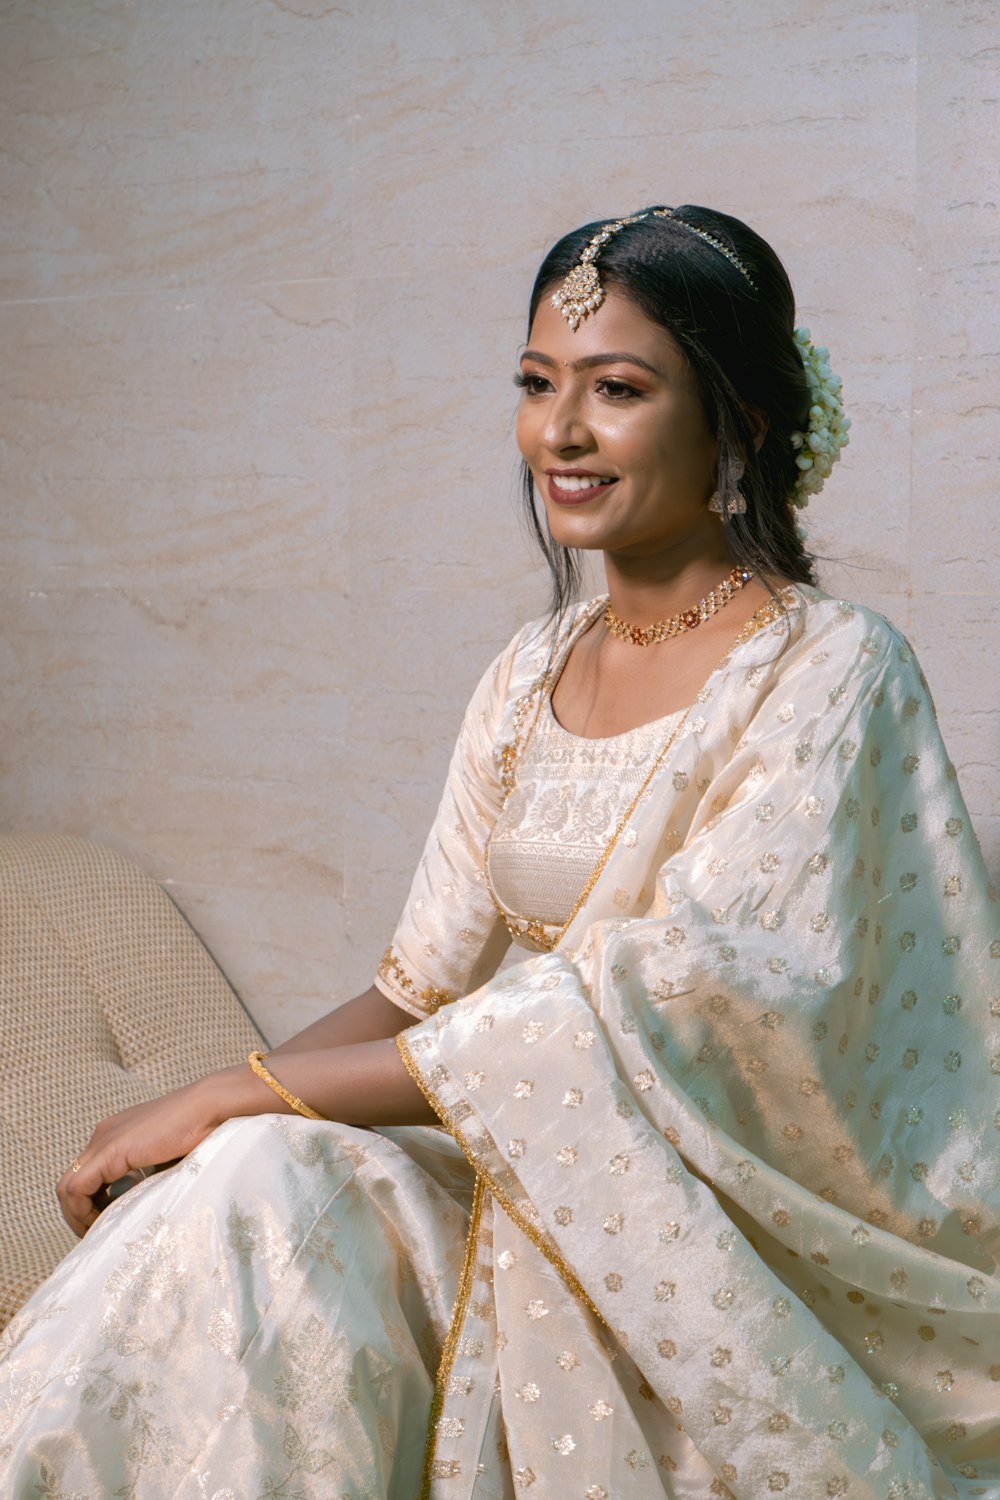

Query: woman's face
516,286,720,561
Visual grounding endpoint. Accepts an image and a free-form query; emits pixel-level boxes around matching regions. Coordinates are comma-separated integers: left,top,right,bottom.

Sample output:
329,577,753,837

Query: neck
603,540,739,624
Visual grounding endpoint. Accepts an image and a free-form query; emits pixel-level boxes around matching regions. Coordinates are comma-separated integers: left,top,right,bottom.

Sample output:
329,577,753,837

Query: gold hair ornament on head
550,213,648,330
604,566,753,647
551,206,758,330
654,208,759,290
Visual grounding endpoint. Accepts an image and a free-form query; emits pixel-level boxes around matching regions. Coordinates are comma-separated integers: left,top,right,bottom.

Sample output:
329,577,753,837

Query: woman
2,206,998,1498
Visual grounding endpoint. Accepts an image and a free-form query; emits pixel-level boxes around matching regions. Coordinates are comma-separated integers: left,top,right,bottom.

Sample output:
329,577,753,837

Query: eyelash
513,371,548,394
513,372,642,401
598,378,641,400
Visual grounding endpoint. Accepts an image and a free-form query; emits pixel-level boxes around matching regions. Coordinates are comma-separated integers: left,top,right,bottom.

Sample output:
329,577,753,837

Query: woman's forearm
268,984,414,1056
59,1026,436,1237
203,1035,437,1129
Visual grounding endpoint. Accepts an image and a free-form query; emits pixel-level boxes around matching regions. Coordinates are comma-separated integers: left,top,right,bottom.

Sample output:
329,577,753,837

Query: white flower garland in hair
789,327,851,509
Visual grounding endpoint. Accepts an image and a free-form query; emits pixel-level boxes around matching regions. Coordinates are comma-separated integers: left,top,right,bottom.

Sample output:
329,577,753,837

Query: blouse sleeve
371,634,525,1019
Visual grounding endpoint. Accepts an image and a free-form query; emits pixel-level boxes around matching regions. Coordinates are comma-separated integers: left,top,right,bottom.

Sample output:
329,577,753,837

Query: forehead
526,286,687,369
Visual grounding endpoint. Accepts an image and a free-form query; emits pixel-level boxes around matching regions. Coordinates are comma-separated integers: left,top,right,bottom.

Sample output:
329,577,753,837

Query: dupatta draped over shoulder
376,588,1000,1499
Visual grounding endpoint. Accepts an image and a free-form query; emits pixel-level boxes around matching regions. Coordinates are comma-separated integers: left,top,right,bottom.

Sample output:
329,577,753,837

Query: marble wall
1,0,997,1042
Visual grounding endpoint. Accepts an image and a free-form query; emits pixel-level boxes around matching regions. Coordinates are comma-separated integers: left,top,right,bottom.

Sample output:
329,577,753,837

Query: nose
542,382,593,453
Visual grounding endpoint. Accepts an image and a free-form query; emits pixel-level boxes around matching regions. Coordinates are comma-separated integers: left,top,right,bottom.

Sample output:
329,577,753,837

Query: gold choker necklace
604,567,753,647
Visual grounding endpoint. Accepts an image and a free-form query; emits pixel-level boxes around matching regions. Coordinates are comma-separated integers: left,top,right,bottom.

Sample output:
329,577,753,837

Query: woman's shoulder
496,598,604,685
782,583,913,665
717,583,925,718
463,600,604,744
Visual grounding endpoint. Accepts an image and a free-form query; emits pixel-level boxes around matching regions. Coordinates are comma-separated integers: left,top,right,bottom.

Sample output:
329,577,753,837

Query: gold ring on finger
71,1158,83,1173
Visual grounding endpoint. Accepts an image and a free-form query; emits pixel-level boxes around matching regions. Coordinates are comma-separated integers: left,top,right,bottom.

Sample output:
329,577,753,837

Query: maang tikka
551,207,758,331
550,213,648,331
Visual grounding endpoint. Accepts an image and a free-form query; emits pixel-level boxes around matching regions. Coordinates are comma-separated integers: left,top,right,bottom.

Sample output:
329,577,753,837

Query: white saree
2,586,999,1498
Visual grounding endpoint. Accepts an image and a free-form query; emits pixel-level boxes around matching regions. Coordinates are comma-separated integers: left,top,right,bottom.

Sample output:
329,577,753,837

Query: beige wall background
1,0,997,1043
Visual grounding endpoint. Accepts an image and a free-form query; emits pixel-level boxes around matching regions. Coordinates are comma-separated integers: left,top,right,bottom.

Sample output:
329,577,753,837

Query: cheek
652,408,717,475
617,416,676,475
515,403,538,463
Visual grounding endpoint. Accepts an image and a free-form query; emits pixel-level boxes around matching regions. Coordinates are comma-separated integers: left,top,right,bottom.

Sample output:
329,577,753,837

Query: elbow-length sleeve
373,622,556,1019
397,595,1000,1495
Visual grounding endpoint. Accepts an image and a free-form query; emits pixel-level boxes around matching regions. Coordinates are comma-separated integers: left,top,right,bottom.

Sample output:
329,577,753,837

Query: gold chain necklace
604,566,753,647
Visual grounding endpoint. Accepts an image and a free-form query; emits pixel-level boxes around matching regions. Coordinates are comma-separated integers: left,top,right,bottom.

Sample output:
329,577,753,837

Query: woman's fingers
56,1153,115,1237
54,1083,219,1236
56,1113,158,1235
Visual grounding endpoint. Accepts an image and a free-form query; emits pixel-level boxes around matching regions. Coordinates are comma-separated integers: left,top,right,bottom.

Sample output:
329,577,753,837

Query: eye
596,377,641,400
514,370,552,395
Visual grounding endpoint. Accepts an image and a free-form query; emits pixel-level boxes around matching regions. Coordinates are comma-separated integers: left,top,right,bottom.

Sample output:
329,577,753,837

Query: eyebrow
520,348,659,375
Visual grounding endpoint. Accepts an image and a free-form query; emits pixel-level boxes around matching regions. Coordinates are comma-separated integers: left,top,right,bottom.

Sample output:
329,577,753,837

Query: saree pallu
383,590,1000,1497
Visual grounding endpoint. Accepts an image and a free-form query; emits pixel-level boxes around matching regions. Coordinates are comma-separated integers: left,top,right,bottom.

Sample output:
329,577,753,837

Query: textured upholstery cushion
0,834,265,1328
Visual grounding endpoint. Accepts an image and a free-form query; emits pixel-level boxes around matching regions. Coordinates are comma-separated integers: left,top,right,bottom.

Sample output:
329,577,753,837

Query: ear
746,404,770,452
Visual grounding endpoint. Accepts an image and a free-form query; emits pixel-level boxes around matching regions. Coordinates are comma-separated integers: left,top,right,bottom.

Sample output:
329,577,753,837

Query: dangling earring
708,459,746,518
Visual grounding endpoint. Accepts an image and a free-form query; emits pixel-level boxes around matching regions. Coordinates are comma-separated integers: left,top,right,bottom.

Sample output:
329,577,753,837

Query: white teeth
554,474,611,492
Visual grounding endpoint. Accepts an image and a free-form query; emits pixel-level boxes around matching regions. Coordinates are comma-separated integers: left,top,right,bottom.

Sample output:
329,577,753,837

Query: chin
540,506,618,552
545,523,614,555
542,525,605,555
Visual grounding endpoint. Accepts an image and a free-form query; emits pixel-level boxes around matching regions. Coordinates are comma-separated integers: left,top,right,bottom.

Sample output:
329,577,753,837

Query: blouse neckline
539,585,799,745
543,691,687,745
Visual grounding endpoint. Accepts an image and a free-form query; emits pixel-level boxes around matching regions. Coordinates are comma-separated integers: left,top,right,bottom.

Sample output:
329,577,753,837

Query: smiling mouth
546,473,618,503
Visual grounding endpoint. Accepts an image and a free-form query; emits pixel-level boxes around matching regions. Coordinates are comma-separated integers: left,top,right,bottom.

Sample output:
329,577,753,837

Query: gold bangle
247,1051,326,1121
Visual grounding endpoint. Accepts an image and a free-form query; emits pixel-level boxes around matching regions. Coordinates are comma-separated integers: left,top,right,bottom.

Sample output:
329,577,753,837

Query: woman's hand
58,988,414,1236
57,1032,436,1237
57,1075,234,1238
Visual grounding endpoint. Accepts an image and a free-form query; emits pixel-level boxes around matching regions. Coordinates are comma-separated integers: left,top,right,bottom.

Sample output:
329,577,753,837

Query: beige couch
0,834,265,1329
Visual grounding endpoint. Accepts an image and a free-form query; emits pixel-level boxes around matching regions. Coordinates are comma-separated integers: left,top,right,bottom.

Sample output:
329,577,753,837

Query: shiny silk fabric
382,588,1000,1498
0,1118,475,1497
2,588,999,1498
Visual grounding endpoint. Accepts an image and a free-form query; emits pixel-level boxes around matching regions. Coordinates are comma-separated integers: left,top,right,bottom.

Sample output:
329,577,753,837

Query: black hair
520,204,816,617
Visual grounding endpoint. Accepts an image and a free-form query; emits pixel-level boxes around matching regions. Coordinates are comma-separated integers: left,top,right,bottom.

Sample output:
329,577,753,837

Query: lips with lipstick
545,469,619,504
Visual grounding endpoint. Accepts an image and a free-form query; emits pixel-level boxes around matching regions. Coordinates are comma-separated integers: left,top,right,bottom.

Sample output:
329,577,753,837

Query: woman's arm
58,1016,434,1239
267,983,413,1054
58,631,531,1238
